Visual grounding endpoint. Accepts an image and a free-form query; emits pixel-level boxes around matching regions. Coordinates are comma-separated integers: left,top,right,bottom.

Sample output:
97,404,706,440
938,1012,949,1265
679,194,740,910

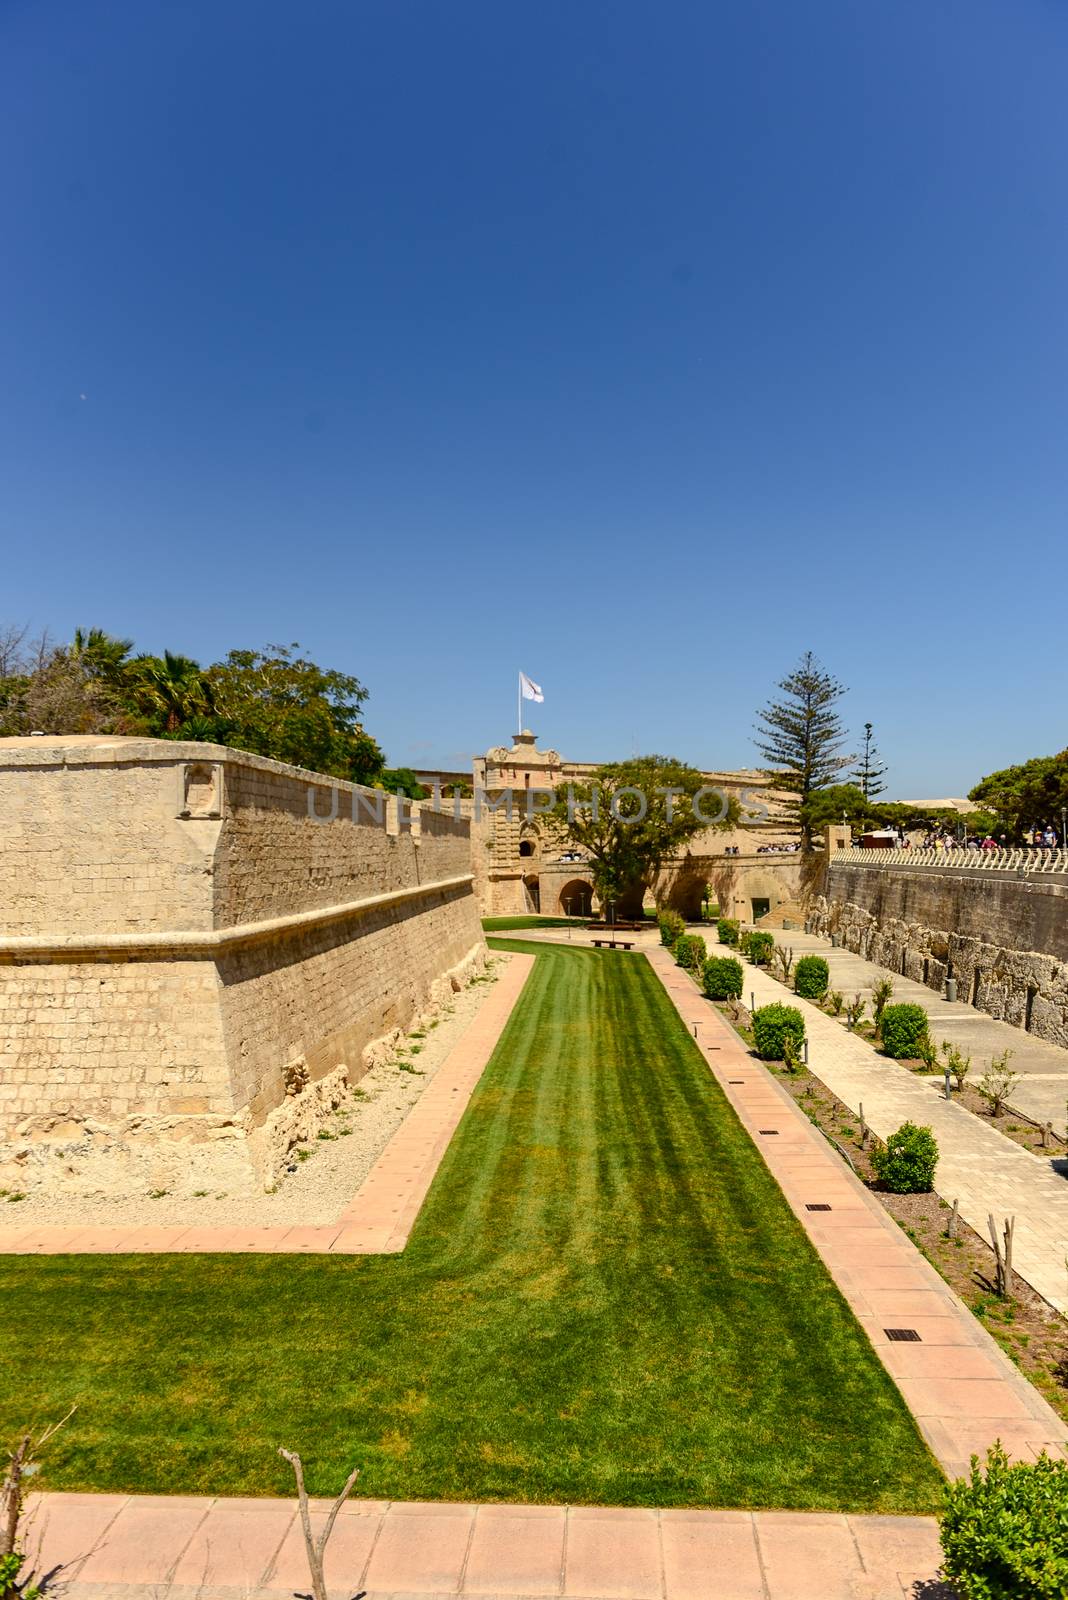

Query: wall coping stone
0,735,403,799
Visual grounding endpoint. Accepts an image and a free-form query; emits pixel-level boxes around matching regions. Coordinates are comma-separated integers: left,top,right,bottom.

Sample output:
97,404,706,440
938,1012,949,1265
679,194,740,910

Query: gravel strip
5,958,507,1230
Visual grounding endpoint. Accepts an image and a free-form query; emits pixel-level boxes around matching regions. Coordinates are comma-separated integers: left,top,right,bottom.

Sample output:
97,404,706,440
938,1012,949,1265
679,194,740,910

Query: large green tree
205,643,384,782
969,751,1068,842
540,754,736,913
754,652,852,848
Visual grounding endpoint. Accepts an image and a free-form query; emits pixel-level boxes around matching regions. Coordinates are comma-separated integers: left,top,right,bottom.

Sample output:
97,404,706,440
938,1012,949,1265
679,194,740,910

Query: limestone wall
812,856,1068,1048
0,737,484,1195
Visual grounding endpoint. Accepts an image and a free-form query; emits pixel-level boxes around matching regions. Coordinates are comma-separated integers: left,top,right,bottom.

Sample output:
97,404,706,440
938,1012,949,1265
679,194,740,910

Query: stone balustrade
835,846,1068,877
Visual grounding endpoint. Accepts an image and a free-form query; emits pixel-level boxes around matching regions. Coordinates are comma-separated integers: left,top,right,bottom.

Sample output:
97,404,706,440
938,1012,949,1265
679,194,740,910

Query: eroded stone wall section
812,857,1068,1048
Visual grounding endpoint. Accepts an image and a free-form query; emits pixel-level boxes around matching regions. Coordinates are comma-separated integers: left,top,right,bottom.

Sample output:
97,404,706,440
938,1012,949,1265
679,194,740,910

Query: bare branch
279,1447,361,1600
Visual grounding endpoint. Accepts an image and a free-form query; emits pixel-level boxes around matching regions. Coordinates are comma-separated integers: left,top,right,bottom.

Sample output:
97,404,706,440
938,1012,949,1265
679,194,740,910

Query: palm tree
132,651,215,733
70,627,134,682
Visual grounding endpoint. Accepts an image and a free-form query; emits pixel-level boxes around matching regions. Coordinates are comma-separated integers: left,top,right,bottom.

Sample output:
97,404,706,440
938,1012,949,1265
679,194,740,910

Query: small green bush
702,955,744,1001
941,1443,1068,1599
658,909,686,947
717,917,739,947
794,955,829,998
871,1121,938,1192
752,1002,806,1062
880,1003,930,1059
747,930,775,966
673,933,707,971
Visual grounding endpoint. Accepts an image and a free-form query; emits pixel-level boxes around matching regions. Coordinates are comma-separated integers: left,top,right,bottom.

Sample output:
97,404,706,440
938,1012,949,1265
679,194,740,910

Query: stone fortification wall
0,737,484,1195
812,852,1068,1047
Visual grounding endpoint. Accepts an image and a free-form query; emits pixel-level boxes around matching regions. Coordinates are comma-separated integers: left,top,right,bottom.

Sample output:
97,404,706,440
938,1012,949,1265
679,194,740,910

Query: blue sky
3,0,1065,795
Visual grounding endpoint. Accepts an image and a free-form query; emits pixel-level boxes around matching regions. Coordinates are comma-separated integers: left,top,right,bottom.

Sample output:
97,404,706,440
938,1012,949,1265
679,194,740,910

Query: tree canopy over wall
0,623,391,787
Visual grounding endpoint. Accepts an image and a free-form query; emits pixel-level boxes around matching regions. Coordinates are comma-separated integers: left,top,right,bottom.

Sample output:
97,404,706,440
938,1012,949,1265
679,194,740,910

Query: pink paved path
0,955,534,1257
23,1492,951,1599
647,946,1068,1484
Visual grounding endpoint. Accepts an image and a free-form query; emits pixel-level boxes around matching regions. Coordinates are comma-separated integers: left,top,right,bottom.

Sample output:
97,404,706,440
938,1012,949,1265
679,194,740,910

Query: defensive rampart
0,737,485,1194
811,848,1068,1047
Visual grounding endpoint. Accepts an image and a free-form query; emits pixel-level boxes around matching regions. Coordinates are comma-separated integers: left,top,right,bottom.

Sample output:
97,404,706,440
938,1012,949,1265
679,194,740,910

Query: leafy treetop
541,753,737,909
0,627,386,786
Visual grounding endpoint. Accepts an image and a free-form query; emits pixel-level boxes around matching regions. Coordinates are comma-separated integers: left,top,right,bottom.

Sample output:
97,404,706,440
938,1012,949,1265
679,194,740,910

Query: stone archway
558,878,593,918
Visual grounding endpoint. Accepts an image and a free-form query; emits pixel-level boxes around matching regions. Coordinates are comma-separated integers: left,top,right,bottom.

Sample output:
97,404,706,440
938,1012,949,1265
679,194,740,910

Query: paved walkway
776,928,1068,1131
648,948,1068,1482
22,1492,951,1599
0,955,534,1257
698,935,1068,1317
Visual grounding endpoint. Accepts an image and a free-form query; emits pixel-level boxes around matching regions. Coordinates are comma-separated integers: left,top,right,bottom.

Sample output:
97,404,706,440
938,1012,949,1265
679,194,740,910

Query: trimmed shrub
752,1002,806,1062
702,955,744,1001
658,910,685,947
941,1444,1068,1599
880,1003,930,1059
871,1121,938,1192
794,955,829,999
717,917,740,948
673,933,707,972
747,930,775,966
738,929,752,956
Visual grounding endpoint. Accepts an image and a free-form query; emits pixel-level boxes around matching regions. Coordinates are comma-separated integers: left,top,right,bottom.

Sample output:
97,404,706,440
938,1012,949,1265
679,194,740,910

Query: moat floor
0,942,940,1511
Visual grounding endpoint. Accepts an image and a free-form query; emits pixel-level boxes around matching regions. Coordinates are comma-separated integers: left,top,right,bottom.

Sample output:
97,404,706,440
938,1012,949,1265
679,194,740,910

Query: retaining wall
812,853,1068,1047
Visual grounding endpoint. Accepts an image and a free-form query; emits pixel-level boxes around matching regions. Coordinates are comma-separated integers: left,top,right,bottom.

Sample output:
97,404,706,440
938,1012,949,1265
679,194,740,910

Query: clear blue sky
3,0,1065,795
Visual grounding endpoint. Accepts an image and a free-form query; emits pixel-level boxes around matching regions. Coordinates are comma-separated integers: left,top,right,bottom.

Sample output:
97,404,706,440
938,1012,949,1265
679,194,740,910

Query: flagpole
517,672,521,737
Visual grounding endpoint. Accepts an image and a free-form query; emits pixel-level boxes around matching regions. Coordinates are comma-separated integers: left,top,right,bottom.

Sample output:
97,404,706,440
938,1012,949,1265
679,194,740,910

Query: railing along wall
832,846,1068,877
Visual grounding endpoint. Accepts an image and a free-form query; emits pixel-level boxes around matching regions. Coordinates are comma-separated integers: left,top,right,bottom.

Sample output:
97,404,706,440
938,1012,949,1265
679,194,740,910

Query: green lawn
0,940,942,1511
481,914,585,930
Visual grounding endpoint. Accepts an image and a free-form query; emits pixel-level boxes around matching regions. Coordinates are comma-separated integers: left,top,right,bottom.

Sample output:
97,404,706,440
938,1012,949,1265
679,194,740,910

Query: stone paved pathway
648,947,1068,1482
22,1492,952,1599
0,955,534,1257
696,937,1068,1317
774,927,1068,1131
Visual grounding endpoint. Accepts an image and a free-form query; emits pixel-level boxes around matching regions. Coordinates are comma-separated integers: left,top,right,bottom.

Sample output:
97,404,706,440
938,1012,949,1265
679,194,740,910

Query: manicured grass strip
481,915,584,930
0,943,942,1512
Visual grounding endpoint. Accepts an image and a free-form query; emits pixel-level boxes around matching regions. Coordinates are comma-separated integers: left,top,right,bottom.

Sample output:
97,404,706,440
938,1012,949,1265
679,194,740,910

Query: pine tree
853,722,887,801
754,652,852,847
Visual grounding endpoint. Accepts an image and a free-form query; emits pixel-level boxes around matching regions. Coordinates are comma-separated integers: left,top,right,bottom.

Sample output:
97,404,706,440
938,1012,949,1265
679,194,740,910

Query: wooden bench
592,938,634,950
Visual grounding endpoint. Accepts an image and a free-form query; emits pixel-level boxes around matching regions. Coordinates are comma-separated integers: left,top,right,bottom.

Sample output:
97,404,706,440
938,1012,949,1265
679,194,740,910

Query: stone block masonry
0,736,485,1195
813,850,1068,1049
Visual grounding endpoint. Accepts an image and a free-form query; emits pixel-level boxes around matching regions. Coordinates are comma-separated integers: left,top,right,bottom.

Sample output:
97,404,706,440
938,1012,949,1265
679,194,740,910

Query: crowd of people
913,826,1064,853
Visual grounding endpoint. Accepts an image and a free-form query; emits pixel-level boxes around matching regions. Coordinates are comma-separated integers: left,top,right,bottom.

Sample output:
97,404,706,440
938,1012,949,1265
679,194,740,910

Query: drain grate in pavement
758,1129,779,1135
885,1328,922,1342
806,1203,832,1212
728,1079,745,1084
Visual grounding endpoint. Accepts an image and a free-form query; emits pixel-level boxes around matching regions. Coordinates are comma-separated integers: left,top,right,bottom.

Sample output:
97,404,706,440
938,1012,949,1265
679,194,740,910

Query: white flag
519,671,544,704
